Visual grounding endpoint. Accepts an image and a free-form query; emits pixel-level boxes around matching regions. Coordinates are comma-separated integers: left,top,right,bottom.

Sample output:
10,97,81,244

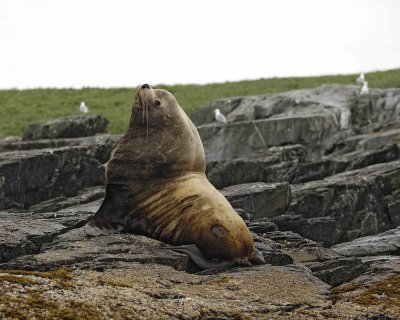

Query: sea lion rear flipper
160,244,235,270
84,184,129,236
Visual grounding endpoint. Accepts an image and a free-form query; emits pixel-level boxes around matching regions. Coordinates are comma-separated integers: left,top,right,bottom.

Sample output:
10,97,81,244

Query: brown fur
85,86,259,265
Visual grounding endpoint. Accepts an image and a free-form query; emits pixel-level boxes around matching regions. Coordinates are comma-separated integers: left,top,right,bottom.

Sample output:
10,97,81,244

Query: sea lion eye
154,99,161,106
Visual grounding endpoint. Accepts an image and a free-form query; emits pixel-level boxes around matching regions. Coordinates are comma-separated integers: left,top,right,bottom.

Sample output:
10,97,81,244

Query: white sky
0,0,399,89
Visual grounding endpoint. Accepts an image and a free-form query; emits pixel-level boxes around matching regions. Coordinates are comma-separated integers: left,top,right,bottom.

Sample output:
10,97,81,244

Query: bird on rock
356,73,365,84
214,108,227,124
360,81,369,95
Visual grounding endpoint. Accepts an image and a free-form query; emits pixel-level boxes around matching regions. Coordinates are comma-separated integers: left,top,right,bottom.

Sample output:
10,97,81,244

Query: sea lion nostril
141,84,151,89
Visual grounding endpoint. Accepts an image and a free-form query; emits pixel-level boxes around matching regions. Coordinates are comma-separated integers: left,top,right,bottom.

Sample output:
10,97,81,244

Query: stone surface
331,226,400,257
198,111,339,162
206,145,305,189
23,115,109,140
221,182,291,220
304,257,368,287
0,217,66,263
271,213,336,247
290,160,400,244
0,134,121,158
0,147,106,210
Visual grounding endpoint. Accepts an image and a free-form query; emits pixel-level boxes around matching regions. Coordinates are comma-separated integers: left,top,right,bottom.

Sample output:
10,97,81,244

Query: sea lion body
85,86,261,267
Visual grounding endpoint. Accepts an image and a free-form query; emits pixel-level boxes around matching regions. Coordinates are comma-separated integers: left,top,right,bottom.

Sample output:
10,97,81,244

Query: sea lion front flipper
84,184,129,236
160,244,236,270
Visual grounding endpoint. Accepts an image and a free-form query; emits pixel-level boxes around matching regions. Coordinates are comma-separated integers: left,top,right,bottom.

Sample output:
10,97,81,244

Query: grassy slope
0,69,399,137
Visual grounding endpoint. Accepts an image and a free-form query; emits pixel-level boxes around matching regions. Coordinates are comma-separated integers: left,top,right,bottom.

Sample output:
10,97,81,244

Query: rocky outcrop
1,85,400,319
23,115,109,140
0,147,106,210
290,160,400,244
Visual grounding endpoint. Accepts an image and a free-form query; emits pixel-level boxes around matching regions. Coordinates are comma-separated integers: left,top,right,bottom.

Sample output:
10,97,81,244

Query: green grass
0,69,399,138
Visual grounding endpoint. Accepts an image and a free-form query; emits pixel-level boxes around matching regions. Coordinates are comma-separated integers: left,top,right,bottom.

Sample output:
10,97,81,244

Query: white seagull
356,73,365,84
360,81,369,95
79,101,89,113
214,108,227,124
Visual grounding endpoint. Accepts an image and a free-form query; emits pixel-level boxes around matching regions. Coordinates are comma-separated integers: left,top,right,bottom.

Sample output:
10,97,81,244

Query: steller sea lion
84,84,264,269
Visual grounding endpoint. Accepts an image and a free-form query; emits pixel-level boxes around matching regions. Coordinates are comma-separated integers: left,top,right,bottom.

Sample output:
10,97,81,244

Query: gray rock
0,216,66,263
23,115,109,140
263,231,342,263
254,241,293,266
0,134,121,154
191,97,243,126
255,231,366,286
290,160,400,244
248,218,278,233
271,214,336,247
198,111,339,162
0,146,106,209
193,85,400,131
221,182,291,220
0,228,190,272
304,257,367,287
27,186,105,213
331,226,400,257
206,145,305,189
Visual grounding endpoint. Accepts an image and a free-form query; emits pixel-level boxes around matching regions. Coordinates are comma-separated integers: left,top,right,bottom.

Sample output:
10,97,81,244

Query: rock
191,97,243,126
271,214,336,247
290,160,400,244
198,111,339,162
27,186,105,213
254,241,293,266
0,136,21,143
255,231,367,286
0,228,190,272
304,257,368,287
206,145,305,189
360,255,400,274
23,115,109,140
193,85,400,132
248,218,278,233
331,226,400,257
221,182,291,220
262,231,342,263
0,146,106,209
327,130,400,158
0,134,121,154
0,216,66,263
0,262,334,319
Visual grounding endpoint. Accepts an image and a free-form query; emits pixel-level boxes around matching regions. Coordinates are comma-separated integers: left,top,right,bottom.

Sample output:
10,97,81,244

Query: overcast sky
0,0,399,89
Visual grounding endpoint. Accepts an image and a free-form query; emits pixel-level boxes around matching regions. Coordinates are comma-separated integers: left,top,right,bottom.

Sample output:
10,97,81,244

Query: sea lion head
130,84,182,128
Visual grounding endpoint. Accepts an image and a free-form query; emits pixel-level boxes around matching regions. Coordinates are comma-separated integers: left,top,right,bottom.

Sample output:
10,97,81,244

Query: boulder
221,182,291,220
198,111,339,162
271,213,336,247
206,144,305,189
331,226,400,257
0,134,121,154
23,115,109,140
0,147,106,209
290,160,400,244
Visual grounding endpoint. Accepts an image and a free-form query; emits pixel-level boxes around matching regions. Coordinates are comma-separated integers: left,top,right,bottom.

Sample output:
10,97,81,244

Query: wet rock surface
1,86,400,319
